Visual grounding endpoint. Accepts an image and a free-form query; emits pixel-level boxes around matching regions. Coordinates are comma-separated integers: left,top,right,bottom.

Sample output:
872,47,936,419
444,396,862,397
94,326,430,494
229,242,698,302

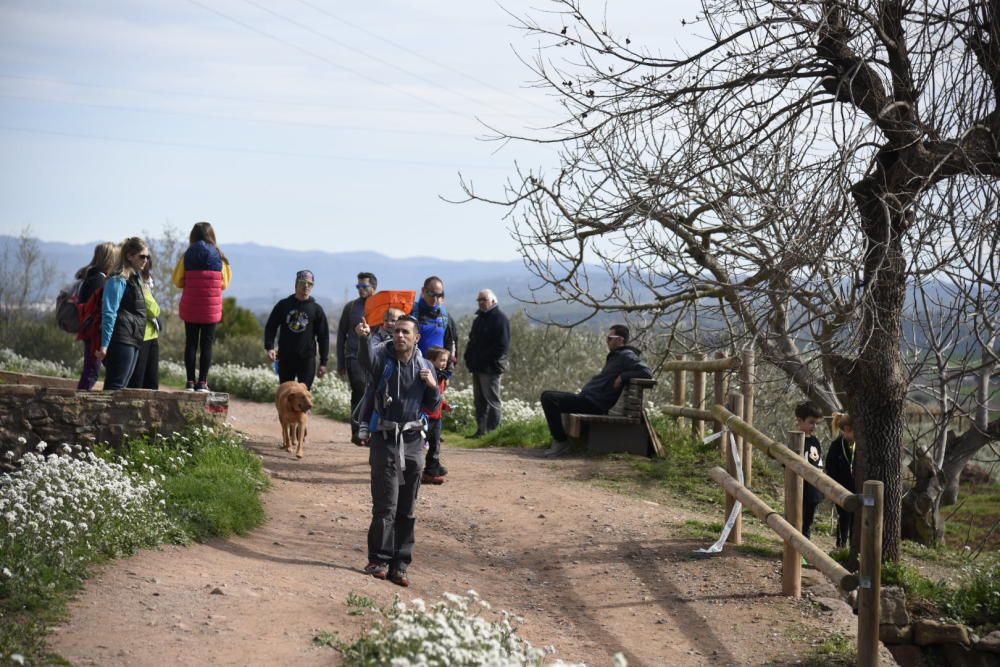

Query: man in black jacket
540,324,653,458
264,270,330,389
337,271,377,439
463,289,510,436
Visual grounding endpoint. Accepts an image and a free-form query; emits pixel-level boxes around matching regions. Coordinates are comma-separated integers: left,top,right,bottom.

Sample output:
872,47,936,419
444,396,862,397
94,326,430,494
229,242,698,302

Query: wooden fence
659,354,884,667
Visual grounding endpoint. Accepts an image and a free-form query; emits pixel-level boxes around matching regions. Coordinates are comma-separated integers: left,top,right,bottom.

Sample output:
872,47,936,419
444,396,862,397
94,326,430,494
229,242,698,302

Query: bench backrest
608,378,657,418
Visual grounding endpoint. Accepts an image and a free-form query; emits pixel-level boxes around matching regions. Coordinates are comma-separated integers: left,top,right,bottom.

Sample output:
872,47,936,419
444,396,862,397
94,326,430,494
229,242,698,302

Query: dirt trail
50,398,855,666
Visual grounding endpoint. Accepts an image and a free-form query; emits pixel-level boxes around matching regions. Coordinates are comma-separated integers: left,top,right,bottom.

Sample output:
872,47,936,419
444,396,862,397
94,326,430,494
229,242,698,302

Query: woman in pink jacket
173,222,232,391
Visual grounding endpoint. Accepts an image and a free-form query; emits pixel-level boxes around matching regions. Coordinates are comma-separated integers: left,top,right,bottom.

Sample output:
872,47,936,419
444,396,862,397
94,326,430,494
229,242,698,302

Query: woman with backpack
75,241,119,390
95,237,151,390
172,222,231,392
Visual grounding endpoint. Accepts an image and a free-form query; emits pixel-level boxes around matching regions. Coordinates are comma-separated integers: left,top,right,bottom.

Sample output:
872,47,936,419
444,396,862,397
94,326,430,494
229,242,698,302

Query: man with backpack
354,315,440,588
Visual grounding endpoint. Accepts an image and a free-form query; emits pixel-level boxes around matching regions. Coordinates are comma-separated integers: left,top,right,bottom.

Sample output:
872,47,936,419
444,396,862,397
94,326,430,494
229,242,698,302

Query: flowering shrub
205,362,353,419
329,591,622,667
443,384,543,433
0,348,76,379
0,442,173,608
159,359,187,385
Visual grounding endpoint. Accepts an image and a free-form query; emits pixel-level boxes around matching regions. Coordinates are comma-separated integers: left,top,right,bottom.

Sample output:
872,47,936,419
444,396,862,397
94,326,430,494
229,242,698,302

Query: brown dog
276,381,313,459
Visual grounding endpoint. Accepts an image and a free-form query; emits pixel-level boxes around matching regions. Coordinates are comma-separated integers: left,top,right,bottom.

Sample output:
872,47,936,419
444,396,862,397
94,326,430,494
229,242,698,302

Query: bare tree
145,223,186,319
0,226,56,323
463,0,1000,560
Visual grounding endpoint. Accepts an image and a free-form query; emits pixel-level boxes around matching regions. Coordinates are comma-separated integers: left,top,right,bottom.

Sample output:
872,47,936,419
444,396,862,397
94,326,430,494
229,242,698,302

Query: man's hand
613,375,623,390
355,318,371,337
419,368,436,388
95,347,107,361
317,365,327,378
266,349,277,362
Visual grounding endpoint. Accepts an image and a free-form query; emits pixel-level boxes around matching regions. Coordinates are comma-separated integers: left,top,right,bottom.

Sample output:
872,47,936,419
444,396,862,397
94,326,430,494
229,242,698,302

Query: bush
944,558,1000,632
0,317,81,369
326,591,606,667
0,348,77,379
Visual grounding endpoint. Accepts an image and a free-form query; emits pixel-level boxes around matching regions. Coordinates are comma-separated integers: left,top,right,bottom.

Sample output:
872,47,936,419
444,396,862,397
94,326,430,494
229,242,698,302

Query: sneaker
185,381,195,392
388,569,409,587
194,381,210,393
363,562,388,579
544,440,572,458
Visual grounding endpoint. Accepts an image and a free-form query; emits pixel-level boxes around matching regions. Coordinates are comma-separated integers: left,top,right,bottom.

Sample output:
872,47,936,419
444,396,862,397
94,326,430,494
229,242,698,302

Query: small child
421,346,452,484
826,412,857,548
794,400,825,539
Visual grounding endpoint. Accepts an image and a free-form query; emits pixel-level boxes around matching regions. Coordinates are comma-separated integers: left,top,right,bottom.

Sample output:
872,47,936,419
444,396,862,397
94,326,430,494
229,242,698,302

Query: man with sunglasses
338,272,378,440
539,324,653,458
264,270,330,389
413,276,458,365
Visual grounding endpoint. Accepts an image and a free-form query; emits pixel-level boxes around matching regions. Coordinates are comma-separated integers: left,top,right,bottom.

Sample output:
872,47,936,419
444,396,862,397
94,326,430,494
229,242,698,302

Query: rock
815,596,854,615
210,587,225,595
941,644,1000,667
888,644,926,667
881,586,910,626
914,619,971,647
880,624,913,645
978,632,1000,654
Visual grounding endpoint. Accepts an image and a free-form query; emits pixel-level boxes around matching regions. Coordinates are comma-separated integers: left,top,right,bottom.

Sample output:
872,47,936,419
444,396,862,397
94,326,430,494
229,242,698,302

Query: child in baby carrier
421,347,452,484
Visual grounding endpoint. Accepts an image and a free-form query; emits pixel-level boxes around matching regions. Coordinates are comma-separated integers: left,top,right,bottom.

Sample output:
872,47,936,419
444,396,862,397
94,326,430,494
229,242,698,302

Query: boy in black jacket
264,270,330,389
794,401,825,539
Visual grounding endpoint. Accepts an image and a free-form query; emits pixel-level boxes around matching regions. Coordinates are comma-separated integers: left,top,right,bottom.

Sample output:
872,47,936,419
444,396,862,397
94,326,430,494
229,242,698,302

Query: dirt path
50,398,855,666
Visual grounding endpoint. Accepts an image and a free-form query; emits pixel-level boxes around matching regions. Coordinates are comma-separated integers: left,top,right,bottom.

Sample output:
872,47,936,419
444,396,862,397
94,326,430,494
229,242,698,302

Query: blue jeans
103,343,140,390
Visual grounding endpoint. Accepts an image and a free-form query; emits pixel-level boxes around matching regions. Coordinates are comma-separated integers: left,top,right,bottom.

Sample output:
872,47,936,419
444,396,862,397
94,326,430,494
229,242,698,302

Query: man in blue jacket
540,324,653,458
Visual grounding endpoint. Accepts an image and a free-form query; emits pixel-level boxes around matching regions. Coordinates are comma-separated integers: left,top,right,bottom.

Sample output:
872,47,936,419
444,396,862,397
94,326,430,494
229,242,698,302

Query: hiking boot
194,381,210,393
544,440,571,458
388,569,409,587
363,562,388,579
185,381,195,392
421,472,445,485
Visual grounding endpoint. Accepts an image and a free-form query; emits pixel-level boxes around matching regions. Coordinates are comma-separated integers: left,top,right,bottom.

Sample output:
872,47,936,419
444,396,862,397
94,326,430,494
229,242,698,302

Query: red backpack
76,287,104,352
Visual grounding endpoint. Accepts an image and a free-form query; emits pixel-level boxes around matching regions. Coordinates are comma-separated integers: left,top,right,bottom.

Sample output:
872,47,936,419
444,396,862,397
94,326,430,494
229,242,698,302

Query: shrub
327,590,611,667
944,557,1000,632
0,443,173,610
0,317,81,369
0,348,76,379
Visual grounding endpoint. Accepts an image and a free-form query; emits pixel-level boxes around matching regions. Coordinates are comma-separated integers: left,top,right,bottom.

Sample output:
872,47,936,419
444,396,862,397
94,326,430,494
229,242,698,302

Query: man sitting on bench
540,324,653,458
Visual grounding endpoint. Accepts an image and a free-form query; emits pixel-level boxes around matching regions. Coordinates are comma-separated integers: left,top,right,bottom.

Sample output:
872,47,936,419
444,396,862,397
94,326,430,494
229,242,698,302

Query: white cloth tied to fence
695,428,743,554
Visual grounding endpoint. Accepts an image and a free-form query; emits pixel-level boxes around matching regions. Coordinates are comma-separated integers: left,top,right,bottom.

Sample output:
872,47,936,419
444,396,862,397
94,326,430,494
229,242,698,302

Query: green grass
443,417,550,450
1,424,269,665
943,482,1000,551
795,632,856,667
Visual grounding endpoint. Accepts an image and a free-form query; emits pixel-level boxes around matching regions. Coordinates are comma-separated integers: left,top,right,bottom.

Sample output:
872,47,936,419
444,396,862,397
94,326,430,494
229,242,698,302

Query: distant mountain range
1,235,617,324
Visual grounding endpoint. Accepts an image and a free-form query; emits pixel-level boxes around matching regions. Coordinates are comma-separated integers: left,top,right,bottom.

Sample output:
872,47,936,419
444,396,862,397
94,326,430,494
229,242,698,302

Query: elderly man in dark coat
463,289,510,437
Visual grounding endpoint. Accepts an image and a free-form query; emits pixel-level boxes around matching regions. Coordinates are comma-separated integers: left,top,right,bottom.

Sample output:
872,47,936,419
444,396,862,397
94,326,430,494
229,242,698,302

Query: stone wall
0,372,228,470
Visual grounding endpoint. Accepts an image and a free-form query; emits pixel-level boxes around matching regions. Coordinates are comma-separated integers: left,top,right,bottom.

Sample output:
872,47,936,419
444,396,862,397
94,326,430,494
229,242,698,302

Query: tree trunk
940,417,1000,505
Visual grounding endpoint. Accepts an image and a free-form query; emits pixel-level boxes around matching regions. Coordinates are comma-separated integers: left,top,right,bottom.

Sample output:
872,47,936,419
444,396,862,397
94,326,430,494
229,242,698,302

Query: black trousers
346,358,367,434
278,354,317,389
368,435,422,571
802,497,820,539
184,322,217,382
127,338,159,390
835,506,854,548
425,418,444,474
540,390,602,442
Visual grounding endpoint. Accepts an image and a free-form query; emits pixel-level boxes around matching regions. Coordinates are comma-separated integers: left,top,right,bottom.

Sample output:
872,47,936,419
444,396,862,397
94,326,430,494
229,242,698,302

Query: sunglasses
426,291,445,298
137,253,150,260
356,283,372,289
297,280,314,287
606,335,623,341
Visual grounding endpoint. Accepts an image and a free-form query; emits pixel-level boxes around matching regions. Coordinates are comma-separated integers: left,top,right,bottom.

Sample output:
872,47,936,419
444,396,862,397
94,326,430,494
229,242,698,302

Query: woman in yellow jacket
127,256,162,390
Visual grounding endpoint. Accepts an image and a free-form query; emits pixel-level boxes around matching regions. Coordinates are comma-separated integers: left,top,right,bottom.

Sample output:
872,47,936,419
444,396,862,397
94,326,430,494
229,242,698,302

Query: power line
184,0,477,123
239,0,544,124
0,92,479,139
0,124,509,170
292,0,552,116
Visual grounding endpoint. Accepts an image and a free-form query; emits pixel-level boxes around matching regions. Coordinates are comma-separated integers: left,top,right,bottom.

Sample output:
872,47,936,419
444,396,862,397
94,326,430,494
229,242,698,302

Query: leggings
184,322,217,383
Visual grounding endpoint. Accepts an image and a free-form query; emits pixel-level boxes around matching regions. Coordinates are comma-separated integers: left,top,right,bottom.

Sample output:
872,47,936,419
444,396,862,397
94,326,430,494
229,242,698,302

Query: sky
0,0,690,261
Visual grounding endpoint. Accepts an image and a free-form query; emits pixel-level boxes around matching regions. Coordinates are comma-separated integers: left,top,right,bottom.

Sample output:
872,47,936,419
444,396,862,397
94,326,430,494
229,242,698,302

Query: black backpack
55,279,84,334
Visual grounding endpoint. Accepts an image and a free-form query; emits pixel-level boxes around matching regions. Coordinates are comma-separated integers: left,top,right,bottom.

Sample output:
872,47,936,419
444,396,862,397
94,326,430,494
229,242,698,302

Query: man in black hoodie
540,324,653,458
264,270,330,389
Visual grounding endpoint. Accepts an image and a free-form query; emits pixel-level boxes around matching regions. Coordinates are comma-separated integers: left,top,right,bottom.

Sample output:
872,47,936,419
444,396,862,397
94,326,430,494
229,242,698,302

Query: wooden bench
563,378,663,457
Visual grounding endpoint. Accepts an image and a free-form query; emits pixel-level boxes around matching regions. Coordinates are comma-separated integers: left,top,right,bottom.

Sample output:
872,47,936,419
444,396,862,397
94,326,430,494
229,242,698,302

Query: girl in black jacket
826,412,857,548
75,242,119,390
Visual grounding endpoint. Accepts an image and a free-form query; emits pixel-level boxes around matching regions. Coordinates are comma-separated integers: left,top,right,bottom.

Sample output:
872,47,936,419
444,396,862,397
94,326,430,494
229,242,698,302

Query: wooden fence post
857,480,884,667
692,353,707,440
713,352,728,456
740,349,755,487
673,355,687,428
725,392,743,545
782,431,805,597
